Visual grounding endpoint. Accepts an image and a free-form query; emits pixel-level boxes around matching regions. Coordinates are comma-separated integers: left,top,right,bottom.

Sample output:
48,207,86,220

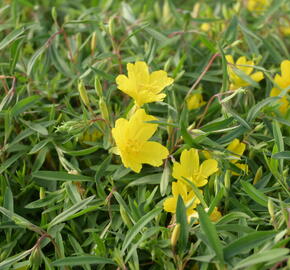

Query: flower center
125,138,141,154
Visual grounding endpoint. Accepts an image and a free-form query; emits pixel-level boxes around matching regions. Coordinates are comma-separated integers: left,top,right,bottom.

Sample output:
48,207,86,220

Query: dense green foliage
0,0,289,269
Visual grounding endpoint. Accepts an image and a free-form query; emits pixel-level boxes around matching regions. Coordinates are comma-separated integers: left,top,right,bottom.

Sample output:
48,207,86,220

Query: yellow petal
281,60,290,78
225,55,234,64
112,118,129,148
149,70,174,94
136,141,169,167
163,197,177,213
127,61,149,84
116,74,135,97
127,109,157,142
199,159,218,178
251,71,264,83
237,57,253,75
172,181,187,198
180,149,200,176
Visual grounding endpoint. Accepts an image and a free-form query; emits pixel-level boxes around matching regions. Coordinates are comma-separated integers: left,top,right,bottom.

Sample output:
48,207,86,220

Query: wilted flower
116,61,174,107
163,181,201,217
111,109,169,173
270,60,290,114
172,148,218,187
186,93,206,110
226,55,264,90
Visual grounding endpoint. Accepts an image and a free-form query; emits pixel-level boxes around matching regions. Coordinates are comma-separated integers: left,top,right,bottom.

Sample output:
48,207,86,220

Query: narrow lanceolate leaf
176,196,188,253
122,207,162,252
48,196,95,227
224,231,277,260
241,181,268,207
0,152,26,174
0,249,32,268
0,25,31,50
272,151,290,160
11,95,41,117
197,206,224,263
52,256,116,266
32,171,94,182
234,248,289,269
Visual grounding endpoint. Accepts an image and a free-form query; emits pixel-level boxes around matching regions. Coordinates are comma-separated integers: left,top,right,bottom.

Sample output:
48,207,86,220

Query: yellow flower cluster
163,148,221,221
245,0,270,13
112,61,173,173
227,139,248,175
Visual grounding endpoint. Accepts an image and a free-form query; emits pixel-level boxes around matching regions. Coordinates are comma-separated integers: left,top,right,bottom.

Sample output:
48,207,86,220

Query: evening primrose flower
186,93,206,110
227,139,248,174
246,0,270,13
163,181,201,217
116,61,174,107
172,148,218,187
111,109,169,173
226,55,264,90
208,207,222,222
270,60,290,114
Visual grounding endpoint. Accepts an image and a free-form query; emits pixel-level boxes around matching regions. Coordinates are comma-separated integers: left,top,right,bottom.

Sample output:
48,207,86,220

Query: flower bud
171,223,180,248
78,80,90,108
39,187,45,200
99,97,110,122
91,32,97,55
108,16,114,37
29,247,42,269
253,166,263,184
268,198,275,222
120,205,132,228
94,77,103,97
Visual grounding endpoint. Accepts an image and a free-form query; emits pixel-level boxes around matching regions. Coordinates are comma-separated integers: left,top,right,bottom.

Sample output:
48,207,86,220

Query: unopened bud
253,166,263,184
94,77,103,97
78,80,90,108
108,16,114,36
268,198,275,221
91,32,97,55
171,223,180,247
51,7,57,24
39,187,45,200
224,170,231,192
99,97,109,122
120,205,132,228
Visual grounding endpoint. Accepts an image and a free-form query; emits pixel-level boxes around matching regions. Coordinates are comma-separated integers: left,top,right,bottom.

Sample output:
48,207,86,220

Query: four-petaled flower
116,61,174,107
112,109,169,173
226,55,264,90
163,181,201,217
172,148,218,187
270,60,290,114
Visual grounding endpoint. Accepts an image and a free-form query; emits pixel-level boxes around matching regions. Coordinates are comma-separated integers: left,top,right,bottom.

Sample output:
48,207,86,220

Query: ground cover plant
0,0,290,269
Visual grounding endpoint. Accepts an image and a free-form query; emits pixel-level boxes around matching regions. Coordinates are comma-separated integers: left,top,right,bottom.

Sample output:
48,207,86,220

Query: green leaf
176,196,188,253
60,144,101,156
0,249,32,269
234,248,289,269
0,152,26,174
122,207,162,252
241,181,268,207
48,196,95,227
197,206,224,263
246,97,279,122
11,95,40,117
32,171,94,182
0,26,28,50
272,151,290,160
52,256,116,266
224,231,277,260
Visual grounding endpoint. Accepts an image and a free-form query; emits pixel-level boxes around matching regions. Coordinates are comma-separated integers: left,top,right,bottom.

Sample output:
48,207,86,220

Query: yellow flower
226,55,264,90
163,181,201,217
172,148,218,187
246,0,270,12
227,139,248,174
270,60,290,114
111,109,169,173
116,61,174,107
208,207,222,222
186,93,206,110
280,26,290,36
